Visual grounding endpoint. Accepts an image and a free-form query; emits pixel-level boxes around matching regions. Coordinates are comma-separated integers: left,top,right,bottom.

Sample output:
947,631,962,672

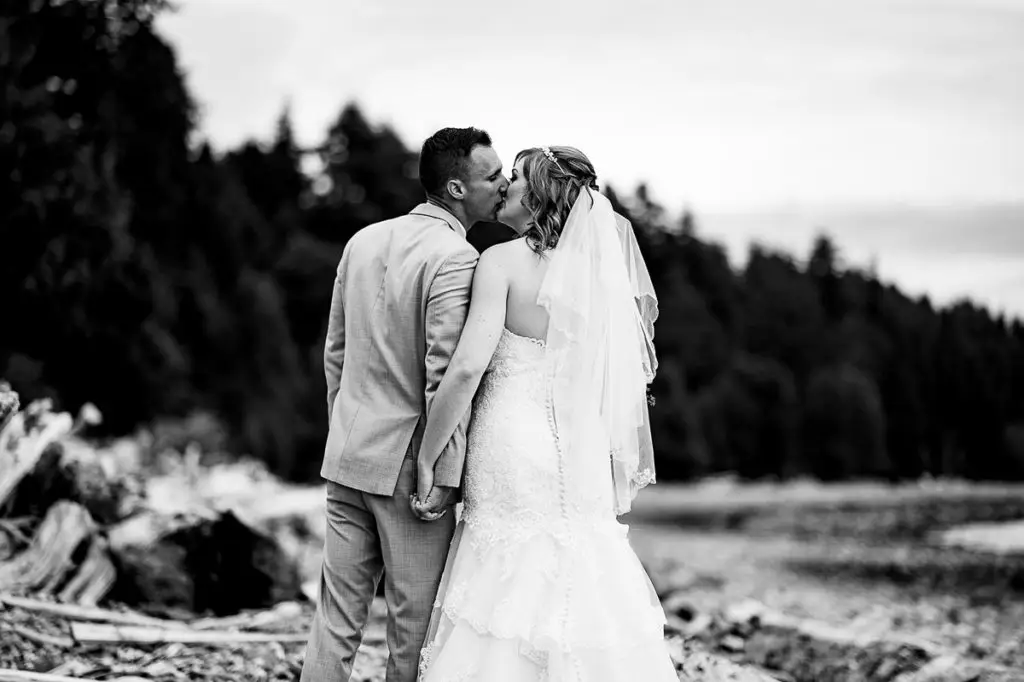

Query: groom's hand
410,484,457,522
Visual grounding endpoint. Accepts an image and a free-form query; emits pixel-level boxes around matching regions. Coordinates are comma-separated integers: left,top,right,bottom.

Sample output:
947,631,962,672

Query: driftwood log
0,671,110,682
0,519,32,562
0,408,74,518
0,502,113,605
69,621,310,645
0,385,18,436
106,509,304,615
0,594,181,627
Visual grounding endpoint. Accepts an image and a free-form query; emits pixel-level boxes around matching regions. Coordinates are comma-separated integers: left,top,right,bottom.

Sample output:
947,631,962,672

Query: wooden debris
0,519,31,562
0,672,155,682
4,624,73,649
0,411,74,514
39,663,97,678
70,621,311,645
0,671,100,682
0,502,96,595
56,537,116,606
0,383,20,438
0,593,184,627
0,396,306,611
108,509,303,615
188,600,303,631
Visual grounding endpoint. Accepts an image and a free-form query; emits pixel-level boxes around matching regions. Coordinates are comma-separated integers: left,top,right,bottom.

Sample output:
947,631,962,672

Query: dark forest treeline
3,1,1023,482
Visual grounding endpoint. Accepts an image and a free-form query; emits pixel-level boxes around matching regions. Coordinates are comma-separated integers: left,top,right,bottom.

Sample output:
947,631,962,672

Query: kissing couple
299,127,679,681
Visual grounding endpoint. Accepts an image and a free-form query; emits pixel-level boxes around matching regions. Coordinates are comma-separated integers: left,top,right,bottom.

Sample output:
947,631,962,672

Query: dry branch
0,671,138,682
0,593,184,627
3,624,74,649
0,671,93,682
187,600,303,631
70,621,311,645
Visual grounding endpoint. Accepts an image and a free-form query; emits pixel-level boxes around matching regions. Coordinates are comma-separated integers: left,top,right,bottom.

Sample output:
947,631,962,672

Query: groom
300,127,509,682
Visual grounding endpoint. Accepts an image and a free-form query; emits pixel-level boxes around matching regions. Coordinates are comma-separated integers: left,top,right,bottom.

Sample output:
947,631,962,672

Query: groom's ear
445,178,466,201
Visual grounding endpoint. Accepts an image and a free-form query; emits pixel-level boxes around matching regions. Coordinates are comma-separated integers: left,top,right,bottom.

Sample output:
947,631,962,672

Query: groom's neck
426,195,472,232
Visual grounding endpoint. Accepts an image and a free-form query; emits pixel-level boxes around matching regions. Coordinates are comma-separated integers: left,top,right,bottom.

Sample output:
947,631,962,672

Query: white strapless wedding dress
418,328,679,681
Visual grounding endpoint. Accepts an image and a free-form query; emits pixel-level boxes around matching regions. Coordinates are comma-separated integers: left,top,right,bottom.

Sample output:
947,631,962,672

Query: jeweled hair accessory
541,146,563,170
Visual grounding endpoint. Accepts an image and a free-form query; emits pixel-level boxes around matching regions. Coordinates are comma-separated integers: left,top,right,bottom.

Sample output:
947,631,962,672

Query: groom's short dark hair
419,127,492,196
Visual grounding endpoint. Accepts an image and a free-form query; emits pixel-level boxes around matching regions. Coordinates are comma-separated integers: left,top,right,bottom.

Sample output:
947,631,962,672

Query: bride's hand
415,461,434,501
410,463,448,522
412,484,456,522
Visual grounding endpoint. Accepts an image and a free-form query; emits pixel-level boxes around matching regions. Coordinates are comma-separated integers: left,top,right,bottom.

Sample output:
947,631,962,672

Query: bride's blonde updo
515,146,599,253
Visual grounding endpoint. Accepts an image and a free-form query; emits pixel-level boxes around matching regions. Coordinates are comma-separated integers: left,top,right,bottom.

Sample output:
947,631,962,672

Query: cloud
700,202,1024,316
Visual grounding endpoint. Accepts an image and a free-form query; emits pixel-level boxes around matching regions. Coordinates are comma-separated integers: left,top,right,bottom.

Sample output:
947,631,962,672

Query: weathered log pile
0,383,306,616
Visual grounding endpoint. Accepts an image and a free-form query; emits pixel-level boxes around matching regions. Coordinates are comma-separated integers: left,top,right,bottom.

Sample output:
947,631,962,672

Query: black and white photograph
1,1,1023,680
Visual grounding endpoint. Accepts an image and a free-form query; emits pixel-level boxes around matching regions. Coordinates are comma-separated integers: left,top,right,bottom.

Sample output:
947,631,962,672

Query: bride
412,145,677,680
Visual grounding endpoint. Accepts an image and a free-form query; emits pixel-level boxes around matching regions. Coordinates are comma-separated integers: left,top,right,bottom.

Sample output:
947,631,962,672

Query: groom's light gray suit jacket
321,203,478,495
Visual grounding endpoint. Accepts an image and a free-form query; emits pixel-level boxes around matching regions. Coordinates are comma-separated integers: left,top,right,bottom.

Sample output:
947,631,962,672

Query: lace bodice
477,328,553,409
461,328,618,547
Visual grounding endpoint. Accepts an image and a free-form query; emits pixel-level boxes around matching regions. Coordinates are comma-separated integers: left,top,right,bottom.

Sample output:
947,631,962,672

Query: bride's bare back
490,237,551,342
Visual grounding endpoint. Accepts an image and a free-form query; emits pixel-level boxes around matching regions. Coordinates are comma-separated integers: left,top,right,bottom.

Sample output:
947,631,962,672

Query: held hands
410,462,456,522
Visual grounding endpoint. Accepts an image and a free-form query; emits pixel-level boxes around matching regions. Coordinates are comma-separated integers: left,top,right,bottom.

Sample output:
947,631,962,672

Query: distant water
940,520,1024,554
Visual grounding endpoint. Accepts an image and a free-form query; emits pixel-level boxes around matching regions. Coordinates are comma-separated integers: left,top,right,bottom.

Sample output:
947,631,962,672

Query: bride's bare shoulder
472,238,522,286
478,236,533,267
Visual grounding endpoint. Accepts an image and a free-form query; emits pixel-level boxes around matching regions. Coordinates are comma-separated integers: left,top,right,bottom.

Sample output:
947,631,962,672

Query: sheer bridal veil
537,189,659,515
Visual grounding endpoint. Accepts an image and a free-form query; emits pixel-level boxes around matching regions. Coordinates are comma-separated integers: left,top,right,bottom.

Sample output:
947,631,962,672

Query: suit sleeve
423,247,479,488
324,250,348,420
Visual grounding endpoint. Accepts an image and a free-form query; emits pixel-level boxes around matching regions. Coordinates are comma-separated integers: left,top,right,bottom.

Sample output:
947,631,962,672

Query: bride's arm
416,249,509,492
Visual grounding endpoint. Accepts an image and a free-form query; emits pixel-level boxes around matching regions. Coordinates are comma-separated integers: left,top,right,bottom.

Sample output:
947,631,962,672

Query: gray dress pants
300,457,456,682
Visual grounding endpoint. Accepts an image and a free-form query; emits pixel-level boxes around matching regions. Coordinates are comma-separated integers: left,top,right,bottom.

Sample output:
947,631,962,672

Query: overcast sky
156,0,1024,316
